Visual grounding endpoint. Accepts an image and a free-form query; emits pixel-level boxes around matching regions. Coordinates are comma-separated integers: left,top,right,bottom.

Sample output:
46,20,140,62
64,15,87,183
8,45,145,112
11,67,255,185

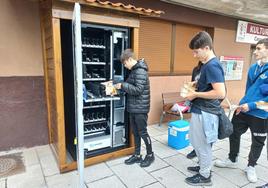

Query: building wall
0,0,44,76
147,28,252,124
213,28,251,103
0,0,48,150
0,0,254,149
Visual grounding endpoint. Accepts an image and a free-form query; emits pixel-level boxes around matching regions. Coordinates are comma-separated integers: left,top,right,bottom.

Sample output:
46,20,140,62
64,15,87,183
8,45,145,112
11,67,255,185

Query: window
139,18,172,74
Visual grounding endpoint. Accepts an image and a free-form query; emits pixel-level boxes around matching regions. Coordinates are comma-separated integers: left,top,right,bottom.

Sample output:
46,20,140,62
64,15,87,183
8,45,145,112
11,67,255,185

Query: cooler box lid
168,120,189,129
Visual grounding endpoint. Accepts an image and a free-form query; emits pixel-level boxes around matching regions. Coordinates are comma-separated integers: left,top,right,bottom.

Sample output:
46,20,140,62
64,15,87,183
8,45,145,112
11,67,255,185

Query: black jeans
129,113,153,155
229,113,268,166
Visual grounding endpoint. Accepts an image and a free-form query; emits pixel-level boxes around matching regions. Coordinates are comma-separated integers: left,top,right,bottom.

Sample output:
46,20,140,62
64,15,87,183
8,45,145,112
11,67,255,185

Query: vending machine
60,19,130,160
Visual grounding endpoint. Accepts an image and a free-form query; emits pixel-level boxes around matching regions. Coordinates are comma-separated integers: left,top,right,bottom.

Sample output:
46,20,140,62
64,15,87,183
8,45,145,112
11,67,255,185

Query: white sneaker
214,159,238,168
245,166,258,183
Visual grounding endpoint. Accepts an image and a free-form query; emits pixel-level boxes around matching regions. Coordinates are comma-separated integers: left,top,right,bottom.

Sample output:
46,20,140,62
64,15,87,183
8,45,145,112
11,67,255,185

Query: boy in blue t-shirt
184,31,226,186
215,38,268,184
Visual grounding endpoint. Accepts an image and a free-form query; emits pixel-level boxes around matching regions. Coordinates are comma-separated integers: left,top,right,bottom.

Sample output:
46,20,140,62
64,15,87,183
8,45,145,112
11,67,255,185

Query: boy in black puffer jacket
115,49,154,167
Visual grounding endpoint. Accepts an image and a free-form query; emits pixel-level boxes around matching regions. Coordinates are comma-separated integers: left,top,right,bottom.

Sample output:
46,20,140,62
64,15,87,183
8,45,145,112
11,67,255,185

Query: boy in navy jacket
215,38,268,183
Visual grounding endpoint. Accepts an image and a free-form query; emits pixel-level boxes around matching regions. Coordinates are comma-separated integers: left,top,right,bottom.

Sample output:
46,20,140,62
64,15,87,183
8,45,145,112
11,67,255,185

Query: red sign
247,23,268,37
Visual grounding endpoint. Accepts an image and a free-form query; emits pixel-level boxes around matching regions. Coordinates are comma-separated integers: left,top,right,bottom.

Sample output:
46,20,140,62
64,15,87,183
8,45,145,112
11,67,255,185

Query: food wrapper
256,101,268,111
101,81,118,96
180,82,196,97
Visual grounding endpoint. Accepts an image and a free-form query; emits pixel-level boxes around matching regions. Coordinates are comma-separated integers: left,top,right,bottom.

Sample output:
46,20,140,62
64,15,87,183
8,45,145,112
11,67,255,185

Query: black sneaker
187,166,200,173
185,173,212,186
186,150,197,159
124,155,142,165
140,153,155,167
256,183,268,188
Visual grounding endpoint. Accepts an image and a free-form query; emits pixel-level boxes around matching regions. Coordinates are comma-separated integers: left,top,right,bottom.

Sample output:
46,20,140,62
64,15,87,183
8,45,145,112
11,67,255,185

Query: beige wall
148,75,191,124
213,28,251,104
0,0,43,76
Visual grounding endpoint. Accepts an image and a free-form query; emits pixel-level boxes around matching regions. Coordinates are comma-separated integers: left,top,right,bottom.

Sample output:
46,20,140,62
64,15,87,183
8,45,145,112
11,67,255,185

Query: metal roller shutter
174,24,206,74
139,18,172,74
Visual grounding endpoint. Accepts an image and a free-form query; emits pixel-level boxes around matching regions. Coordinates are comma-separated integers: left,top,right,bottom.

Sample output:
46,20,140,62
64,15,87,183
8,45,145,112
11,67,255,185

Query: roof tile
84,0,164,15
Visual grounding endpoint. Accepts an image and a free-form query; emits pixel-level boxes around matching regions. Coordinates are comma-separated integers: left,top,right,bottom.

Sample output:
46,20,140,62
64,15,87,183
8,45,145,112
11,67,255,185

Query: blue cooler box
168,120,190,150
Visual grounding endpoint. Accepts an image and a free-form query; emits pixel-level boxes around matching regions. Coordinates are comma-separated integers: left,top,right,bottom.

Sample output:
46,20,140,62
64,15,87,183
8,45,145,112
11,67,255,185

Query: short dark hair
189,31,213,50
256,38,268,49
120,49,136,63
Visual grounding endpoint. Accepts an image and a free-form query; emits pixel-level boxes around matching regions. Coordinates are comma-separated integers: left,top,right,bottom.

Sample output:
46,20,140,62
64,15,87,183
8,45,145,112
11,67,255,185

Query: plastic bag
171,102,190,113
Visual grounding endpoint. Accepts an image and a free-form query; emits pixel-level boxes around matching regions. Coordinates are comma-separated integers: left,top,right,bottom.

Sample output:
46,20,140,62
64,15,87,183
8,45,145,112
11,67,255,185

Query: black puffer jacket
121,59,150,113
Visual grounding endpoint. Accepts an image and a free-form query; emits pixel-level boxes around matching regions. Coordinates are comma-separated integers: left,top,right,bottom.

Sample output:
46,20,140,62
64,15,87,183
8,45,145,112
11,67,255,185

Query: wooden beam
52,9,140,28
52,17,67,167
132,27,139,58
59,147,135,172
40,6,52,143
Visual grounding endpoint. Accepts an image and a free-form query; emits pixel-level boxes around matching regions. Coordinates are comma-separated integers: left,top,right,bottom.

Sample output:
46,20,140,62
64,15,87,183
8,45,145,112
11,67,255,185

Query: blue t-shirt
191,57,225,114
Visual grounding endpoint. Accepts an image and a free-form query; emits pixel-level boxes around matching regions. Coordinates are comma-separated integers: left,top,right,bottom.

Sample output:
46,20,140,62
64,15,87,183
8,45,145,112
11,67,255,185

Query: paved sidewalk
0,123,267,188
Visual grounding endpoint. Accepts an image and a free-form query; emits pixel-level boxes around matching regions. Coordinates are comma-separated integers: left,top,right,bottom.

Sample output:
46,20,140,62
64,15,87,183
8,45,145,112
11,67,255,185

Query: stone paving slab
211,144,221,152
87,175,126,188
150,166,201,188
258,155,268,168
143,155,169,173
213,140,230,151
164,153,198,177
240,139,252,149
106,156,129,167
111,163,157,188
0,180,5,188
147,127,166,137
210,172,239,188
38,152,59,177
84,163,114,183
23,147,39,167
7,164,46,188
236,146,251,158
35,145,53,157
45,171,80,188
213,167,249,187
242,179,267,188
255,164,268,182
153,134,168,145
176,145,195,156
213,149,249,170
143,182,165,188
151,124,169,132
151,141,178,158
